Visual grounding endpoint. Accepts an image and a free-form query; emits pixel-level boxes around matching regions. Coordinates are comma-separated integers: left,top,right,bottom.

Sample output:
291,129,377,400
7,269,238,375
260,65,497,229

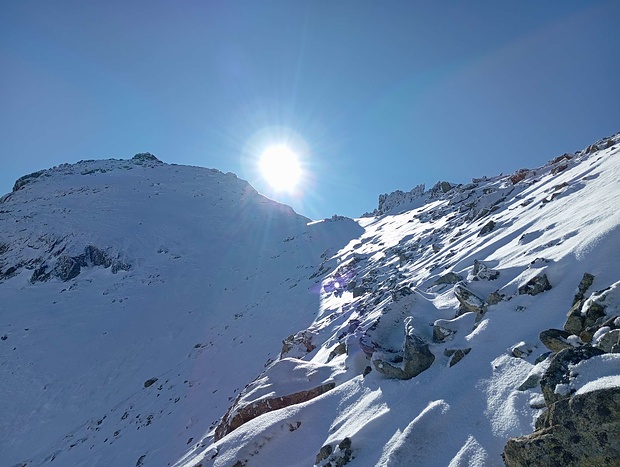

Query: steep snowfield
1,134,619,467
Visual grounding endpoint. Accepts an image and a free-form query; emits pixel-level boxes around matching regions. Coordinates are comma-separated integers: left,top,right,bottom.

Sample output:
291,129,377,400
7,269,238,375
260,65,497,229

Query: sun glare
259,145,302,192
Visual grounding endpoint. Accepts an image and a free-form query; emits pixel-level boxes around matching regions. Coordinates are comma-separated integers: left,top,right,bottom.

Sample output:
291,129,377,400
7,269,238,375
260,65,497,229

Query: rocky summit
1,134,619,467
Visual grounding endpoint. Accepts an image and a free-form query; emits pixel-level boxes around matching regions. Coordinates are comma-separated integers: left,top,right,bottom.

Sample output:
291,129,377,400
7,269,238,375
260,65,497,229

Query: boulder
573,272,595,305
478,220,496,237
315,438,352,467
373,318,435,379
433,312,476,344
504,387,620,467
518,273,552,296
597,329,620,353
510,342,532,359
327,342,347,362
143,377,158,388
472,260,499,281
433,324,455,343
433,272,462,286
444,348,471,367
539,328,574,353
583,300,607,330
486,291,504,305
454,284,486,318
564,300,585,335
517,373,541,391
316,444,333,464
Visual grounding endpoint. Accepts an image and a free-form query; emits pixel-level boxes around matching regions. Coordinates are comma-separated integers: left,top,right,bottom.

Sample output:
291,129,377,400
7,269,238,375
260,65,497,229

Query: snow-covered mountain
1,135,619,466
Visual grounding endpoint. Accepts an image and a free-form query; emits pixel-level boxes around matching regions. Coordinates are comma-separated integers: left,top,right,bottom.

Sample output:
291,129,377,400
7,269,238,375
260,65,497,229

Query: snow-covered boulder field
1,133,619,466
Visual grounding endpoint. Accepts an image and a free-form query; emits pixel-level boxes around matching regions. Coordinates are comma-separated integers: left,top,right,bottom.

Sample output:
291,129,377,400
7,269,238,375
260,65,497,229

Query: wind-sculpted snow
1,133,619,467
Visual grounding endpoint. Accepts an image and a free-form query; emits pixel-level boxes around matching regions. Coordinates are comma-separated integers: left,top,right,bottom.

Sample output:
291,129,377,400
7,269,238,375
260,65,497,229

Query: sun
259,145,302,192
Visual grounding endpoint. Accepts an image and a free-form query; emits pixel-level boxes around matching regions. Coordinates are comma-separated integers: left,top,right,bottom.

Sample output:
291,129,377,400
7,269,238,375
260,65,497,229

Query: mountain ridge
1,133,619,466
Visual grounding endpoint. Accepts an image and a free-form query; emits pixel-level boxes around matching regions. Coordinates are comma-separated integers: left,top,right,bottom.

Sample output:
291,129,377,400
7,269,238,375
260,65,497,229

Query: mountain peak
2,133,619,466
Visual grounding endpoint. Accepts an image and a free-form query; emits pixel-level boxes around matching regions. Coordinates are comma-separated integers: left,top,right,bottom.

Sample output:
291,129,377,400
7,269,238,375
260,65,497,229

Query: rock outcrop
29,245,131,283
215,381,335,441
539,328,574,353
504,274,620,465
518,273,552,296
504,387,620,467
364,184,426,217
454,284,486,318
214,358,338,440
373,317,435,379
539,346,605,406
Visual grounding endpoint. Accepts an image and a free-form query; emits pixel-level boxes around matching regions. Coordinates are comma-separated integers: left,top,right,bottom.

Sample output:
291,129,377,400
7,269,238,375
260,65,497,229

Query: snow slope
1,132,619,467
0,154,362,466
183,135,620,466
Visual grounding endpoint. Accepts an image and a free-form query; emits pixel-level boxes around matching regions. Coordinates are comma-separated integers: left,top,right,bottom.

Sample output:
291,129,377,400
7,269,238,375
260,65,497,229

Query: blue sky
1,1,618,219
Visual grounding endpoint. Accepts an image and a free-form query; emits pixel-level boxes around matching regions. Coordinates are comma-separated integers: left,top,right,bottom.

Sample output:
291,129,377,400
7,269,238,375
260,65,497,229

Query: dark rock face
132,152,160,162
539,346,605,408
29,245,131,283
143,378,158,388
84,245,112,268
506,271,620,466
518,274,552,296
54,256,82,281
565,300,586,335
486,291,504,305
214,382,336,440
316,438,352,467
504,387,620,467
478,220,496,237
13,170,46,191
433,272,462,286
373,319,435,379
597,329,620,353
573,272,595,305
444,348,471,367
539,329,573,353
472,260,499,281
